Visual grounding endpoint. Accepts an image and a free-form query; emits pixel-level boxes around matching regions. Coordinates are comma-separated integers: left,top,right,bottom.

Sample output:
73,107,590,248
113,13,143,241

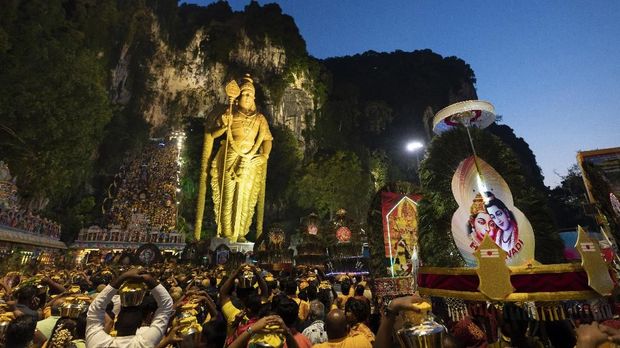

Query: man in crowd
282,277,310,321
302,300,328,345
5,315,37,348
13,285,41,323
313,309,372,348
85,268,174,347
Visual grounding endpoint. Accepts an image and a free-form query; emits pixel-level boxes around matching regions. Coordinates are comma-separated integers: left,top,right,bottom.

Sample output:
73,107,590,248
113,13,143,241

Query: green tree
369,150,390,191
0,0,112,204
266,124,303,219
548,164,595,230
0,0,114,240
296,151,372,221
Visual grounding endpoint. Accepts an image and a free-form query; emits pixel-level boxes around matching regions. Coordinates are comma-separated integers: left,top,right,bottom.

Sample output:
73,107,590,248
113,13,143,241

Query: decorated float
325,209,369,276
294,213,328,272
369,100,618,345
254,225,294,272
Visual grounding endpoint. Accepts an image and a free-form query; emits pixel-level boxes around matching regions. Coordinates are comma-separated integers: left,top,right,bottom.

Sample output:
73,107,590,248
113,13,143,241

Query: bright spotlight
406,141,424,152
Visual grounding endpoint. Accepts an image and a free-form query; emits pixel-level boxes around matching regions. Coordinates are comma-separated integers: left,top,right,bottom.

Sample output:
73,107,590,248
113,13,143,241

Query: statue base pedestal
209,237,254,254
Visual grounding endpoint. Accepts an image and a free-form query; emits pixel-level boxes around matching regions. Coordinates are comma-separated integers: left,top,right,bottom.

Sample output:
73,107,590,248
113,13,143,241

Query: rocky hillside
110,1,322,144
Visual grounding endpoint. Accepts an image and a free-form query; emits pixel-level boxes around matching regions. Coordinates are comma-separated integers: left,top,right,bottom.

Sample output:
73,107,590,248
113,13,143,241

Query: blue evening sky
193,0,620,187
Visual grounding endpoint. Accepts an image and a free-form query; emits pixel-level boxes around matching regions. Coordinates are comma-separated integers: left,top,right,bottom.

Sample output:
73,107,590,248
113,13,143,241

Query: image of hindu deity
202,75,272,242
466,193,497,248
384,196,418,276
451,156,535,266
393,234,414,275
484,192,519,252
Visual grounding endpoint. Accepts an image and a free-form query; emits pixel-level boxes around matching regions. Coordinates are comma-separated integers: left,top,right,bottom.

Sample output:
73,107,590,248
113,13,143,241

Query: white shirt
86,284,173,348
302,320,328,345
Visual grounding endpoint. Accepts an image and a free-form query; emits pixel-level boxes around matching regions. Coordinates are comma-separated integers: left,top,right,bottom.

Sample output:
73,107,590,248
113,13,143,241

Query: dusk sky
195,0,620,187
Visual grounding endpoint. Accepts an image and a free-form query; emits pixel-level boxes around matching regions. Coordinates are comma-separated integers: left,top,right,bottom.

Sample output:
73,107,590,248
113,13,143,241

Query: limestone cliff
109,8,318,145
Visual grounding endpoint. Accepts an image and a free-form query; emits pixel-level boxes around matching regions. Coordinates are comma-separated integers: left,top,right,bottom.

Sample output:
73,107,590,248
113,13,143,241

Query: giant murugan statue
194,75,272,242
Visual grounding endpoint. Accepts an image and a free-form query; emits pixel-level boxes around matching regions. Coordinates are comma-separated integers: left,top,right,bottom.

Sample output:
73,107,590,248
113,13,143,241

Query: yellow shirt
313,334,372,348
335,294,351,310
221,300,245,335
350,323,375,343
292,297,310,321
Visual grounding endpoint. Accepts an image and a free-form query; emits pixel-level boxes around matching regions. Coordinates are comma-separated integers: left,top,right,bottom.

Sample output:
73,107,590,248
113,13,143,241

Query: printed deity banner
381,192,421,276
451,156,535,266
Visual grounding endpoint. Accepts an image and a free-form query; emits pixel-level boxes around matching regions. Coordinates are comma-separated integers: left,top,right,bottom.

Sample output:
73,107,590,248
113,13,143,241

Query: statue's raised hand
221,113,232,127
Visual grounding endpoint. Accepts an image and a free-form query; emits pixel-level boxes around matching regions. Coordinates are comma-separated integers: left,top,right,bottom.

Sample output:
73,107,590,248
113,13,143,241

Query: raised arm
137,273,174,347
185,291,218,321
374,295,424,348
219,265,243,305
253,266,269,301
41,277,66,295
227,315,282,348
86,268,143,346
201,292,218,321
210,114,231,138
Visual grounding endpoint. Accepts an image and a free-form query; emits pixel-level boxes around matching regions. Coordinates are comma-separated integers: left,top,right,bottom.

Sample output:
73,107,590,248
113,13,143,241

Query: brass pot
396,318,445,348
178,316,202,338
0,319,11,341
238,268,255,289
60,301,88,319
179,324,200,337
119,281,147,307
0,312,15,343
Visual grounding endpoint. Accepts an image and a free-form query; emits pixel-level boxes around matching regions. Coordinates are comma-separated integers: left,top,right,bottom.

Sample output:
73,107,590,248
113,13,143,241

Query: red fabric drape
419,270,595,293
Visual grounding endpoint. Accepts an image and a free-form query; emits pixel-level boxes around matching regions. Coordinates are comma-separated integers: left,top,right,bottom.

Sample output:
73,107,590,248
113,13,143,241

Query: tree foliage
0,0,155,240
0,0,113,211
295,151,372,221
548,164,596,230
265,124,303,219
315,50,477,185
488,124,546,192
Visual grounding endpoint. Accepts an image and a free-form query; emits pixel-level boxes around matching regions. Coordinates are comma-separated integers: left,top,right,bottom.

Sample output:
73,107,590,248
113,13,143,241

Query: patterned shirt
302,320,328,345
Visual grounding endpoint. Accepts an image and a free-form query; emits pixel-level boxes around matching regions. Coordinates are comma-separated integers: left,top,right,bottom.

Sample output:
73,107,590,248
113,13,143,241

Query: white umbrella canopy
433,100,496,135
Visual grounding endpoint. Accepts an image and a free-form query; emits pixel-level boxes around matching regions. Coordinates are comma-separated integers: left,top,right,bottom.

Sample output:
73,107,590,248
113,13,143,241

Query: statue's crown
239,74,255,95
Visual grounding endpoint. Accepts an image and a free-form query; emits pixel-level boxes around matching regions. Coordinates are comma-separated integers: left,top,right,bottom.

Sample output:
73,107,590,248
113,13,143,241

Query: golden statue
194,75,272,242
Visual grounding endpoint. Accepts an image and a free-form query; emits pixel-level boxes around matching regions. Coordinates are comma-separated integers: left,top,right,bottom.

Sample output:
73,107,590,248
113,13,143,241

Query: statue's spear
216,80,240,238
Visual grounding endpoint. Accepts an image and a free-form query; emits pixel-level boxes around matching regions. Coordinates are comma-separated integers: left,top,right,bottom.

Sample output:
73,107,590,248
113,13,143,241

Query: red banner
419,270,596,293
381,192,421,276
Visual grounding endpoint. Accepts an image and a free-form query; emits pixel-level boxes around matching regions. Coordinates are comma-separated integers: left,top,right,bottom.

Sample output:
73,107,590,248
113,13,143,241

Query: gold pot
59,299,89,319
0,312,15,342
119,281,147,307
238,266,255,289
396,302,445,348
178,316,202,338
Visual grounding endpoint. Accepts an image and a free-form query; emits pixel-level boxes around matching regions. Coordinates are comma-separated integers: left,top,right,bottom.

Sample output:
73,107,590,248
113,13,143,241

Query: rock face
110,12,317,144
266,72,315,146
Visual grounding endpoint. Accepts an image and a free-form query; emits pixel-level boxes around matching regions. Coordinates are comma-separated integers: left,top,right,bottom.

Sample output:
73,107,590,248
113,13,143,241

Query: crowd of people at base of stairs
1,259,620,348
107,141,179,234
0,205,61,240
